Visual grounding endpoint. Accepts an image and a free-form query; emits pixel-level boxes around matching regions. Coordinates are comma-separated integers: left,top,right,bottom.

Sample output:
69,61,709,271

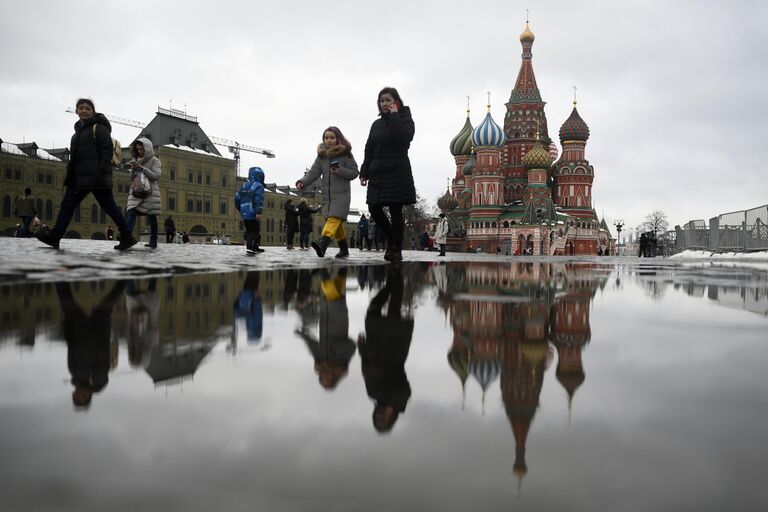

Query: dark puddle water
1,262,767,511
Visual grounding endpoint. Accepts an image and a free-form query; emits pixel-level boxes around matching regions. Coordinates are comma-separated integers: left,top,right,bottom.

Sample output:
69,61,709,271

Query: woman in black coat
284,198,299,249
297,198,320,251
37,98,136,250
359,87,416,263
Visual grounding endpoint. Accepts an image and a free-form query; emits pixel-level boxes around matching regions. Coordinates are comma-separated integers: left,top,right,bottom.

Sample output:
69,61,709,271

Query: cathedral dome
520,21,535,43
462,152,477,176
450,115,473,156
522,139,552,169
437,189,459,212
548,141,559,160
472,112,506,147
559,105,590,143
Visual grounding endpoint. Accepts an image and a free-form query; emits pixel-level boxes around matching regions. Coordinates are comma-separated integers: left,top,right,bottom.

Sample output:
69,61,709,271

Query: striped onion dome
472,111,506,147
450,115,473,156
462,151,477,176
447,350,471,386
437,188,459,212
522,139,552,169
548,141,559,160
559,104,590,143
470,358,501,392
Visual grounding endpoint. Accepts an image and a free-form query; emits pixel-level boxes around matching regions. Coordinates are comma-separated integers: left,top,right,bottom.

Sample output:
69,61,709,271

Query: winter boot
36,231,61,250
439,244,446,256
115,233,138,251
335,239,350,259
384,243,402,263
311,236,332,258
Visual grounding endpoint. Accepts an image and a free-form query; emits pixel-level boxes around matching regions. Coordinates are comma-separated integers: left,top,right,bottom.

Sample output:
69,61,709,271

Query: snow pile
671,250,768,261
1,142,26,156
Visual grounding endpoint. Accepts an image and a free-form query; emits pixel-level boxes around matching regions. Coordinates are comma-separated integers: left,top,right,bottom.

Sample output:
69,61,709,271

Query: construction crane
64,108,275,172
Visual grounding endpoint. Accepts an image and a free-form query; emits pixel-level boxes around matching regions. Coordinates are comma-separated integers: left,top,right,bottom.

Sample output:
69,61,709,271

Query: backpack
92,125,121,167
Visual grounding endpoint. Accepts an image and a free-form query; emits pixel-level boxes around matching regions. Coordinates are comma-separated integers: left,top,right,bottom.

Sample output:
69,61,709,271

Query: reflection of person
125,137,162,248
125,278,160,368
358,266,414,432
359,87,416,263
234,272,263,344
296,268,355,390
296,126,360,259
55,279,126,410
37,98,136,251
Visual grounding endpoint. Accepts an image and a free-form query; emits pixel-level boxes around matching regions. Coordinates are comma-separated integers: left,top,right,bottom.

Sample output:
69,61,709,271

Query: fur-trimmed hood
317,143,350,158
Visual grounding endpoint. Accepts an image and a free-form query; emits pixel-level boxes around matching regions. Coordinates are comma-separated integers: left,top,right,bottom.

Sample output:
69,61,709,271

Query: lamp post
613,219,624,256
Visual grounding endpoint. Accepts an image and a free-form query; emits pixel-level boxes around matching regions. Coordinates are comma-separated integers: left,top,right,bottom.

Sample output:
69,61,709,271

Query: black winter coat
297,202,320,232
360,106,416,206
65,113,115,190
284,202,299,232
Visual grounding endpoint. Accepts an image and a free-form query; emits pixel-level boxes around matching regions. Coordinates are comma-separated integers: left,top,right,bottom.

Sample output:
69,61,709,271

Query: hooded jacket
65,113,115,190
360,106,416,206
126,137,163,216
298,144,359,220
284,200,299,232
235,167,265,220
297,201,320,232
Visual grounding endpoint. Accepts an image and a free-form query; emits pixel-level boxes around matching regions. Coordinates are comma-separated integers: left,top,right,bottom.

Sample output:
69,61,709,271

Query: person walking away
284,198,299,249
296,126,359,259
164,215,176,243
124,138,162,249
358,213,369,251
297,198,320,251
359,87,416,263
235,167,265,255
36,98,136,250
14,187,38,238
368,217,377,251
106,225,114,240
433,213,449,256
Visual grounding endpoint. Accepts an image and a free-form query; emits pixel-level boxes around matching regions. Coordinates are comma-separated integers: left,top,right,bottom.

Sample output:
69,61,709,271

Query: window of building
4,168,11,179
187,199,194,212
205,174,211,186
2,196,10,217
91,204,98,223
170,168,176,181
221,222,226,229
46,174,52,185
204,200,211,213
188,172,193,183
168,195,176,211
220,200,227,215
196,200,202,212
221,176,227,188
74,205,80,222
197,173,202,185
45,200,53,220
14,169,22,180
37,173,44,184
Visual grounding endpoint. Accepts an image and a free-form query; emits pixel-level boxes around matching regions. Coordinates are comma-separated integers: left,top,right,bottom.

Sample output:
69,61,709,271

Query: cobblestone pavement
0,238,718,284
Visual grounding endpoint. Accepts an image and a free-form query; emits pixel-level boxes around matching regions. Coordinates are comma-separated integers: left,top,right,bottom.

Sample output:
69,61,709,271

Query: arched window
100,209,106,224
168,196,176,211
36,198,43,214
492,222,497,228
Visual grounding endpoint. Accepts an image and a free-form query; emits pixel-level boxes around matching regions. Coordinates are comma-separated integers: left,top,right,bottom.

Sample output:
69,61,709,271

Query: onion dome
520,21,535,43
450,114,473,156
522,138,552,169
437,188,459,212
462,151,477,176
559,102,590,143
470,357,501,414
548,141,559,160
472,111,506,147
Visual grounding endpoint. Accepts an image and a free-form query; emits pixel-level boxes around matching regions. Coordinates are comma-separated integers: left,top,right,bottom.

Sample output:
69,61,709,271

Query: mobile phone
330,160,340,168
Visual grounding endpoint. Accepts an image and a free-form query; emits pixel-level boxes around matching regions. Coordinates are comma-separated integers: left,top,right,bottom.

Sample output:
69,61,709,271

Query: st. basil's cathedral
439,21,614,256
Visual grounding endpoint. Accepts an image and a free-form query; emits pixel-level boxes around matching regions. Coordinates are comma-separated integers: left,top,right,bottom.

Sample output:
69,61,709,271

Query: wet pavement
1,240,767,511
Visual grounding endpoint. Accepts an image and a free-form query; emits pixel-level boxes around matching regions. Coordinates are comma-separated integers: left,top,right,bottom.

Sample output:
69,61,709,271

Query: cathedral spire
510,20,541,104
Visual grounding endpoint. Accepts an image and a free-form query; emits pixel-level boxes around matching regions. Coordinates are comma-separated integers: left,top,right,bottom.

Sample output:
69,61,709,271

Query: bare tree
403,193,435,241
642,210,669,235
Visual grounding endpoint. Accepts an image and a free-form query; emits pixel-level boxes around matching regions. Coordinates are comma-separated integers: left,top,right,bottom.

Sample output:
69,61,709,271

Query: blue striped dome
470,358,501,392
472,112,506,147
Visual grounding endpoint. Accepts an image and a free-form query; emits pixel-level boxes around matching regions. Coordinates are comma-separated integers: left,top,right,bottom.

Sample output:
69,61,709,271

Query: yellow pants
321,217,346,242
320,276,346,301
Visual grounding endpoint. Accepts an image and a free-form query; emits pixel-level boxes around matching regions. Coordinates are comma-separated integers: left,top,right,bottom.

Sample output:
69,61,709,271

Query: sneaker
246,249,256,255
256,248,265,253
115,234,138,251
36,231,61,249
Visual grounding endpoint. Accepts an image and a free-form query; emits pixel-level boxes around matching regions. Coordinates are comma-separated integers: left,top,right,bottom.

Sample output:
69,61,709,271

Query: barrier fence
674,204,768,252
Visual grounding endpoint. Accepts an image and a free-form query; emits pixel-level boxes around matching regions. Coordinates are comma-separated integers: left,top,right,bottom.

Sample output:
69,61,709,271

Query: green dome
522,140,552,169
450,116,473,156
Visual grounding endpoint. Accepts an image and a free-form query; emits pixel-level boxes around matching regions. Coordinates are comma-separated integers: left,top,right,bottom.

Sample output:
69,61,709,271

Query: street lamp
613,219,624,256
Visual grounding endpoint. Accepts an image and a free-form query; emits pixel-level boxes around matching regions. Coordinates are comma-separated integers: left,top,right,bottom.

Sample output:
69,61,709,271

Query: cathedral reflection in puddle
1,261,766,510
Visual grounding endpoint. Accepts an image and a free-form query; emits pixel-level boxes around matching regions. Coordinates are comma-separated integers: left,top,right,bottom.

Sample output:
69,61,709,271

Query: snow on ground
671,250,768,261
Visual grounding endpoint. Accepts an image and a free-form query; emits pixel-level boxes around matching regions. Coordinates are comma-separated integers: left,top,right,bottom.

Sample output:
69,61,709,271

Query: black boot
335,239,349,259
115,233,138,251
384,243,402,262
311,236,331,257
439,244,446,256
36,231,61,249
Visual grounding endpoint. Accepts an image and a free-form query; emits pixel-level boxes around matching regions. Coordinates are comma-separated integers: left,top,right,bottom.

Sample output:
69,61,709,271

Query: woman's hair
377,87,404,113
323,126,352,153
300,198,307,204
76,98,95,110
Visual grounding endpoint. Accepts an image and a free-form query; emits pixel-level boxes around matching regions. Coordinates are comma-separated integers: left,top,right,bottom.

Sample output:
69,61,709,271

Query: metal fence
674,204,768,252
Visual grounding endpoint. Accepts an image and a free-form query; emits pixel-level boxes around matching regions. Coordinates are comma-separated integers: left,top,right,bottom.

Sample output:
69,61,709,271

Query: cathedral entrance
500,239,512,256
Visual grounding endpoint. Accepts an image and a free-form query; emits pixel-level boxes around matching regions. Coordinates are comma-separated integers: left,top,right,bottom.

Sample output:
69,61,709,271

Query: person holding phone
296,126,359,258
359,87,415,263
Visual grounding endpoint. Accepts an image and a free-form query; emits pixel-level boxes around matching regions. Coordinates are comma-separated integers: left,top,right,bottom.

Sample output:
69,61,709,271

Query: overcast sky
1,0,766,233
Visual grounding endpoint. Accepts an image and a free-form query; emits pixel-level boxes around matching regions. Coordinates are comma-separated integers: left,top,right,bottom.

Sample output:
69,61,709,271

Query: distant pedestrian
235,167,265,255
369,217,379,251
124,138,162,249
37,98,136,250
433,213,449,257
106,225,114,240
182,231,190,244
164,215,176,243
639,232,648,257
296,126,359,259
358,213,370,250
284,198,299,250
359,87,416,263
297,198,320,251
13,187,38,238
